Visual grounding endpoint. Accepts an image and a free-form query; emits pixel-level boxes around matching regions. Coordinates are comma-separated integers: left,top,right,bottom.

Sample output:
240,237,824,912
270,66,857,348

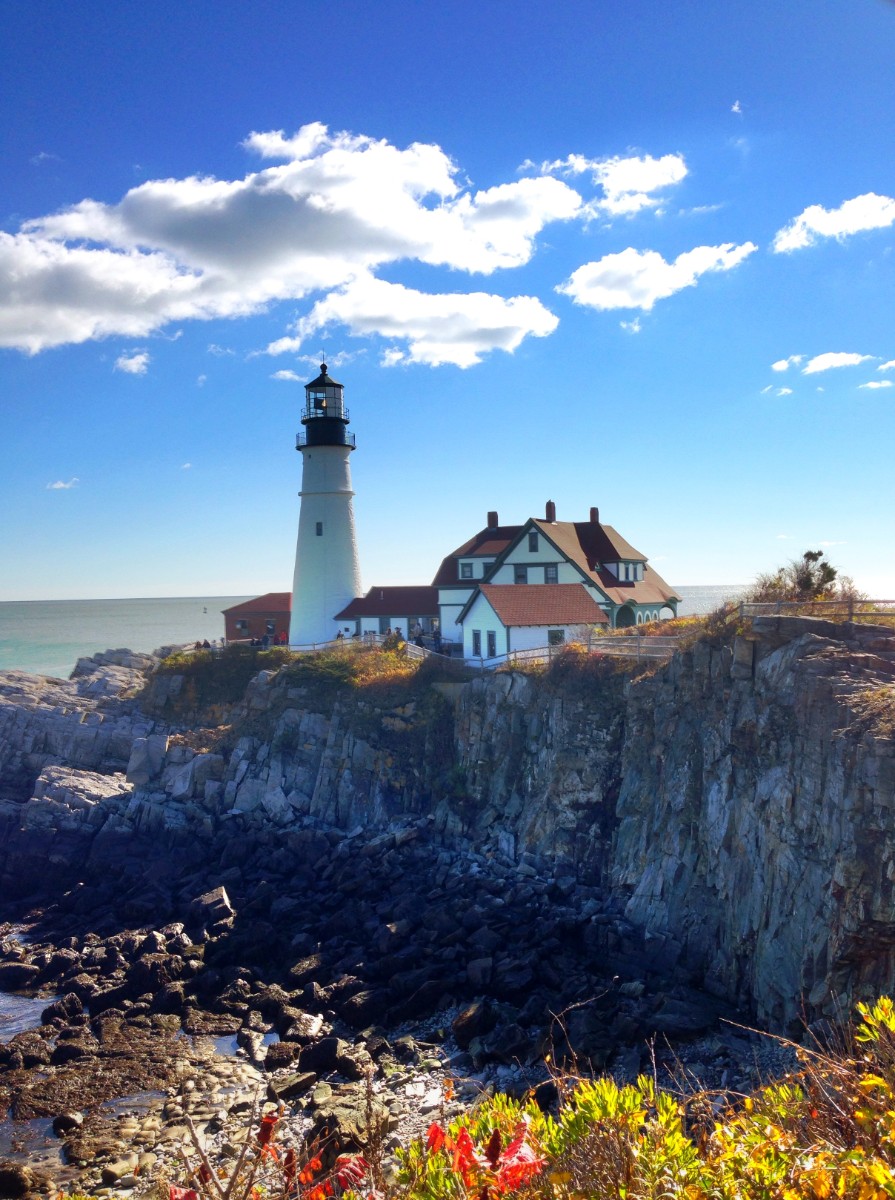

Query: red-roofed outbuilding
222,593,291,643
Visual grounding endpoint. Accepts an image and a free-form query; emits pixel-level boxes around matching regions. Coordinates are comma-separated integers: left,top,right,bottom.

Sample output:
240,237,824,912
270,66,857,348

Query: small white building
334,586,439,640
459,583,610,662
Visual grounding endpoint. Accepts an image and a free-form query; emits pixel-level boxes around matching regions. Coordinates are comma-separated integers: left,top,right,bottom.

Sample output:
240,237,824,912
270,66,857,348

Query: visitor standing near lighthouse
289,364,362,646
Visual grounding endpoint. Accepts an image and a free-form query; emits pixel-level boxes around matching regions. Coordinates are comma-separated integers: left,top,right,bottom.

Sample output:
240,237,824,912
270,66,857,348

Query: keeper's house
435,501,680,657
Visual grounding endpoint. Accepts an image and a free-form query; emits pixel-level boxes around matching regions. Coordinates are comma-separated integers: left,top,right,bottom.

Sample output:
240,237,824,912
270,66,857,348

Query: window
545,564,558,584
236,619,248,632
487,631,497,657
316,522,323,536
460,562,473,579
472,630,482,656
379,616,391,635
547,629,565,646
528,531,539,552
514,564,528,584
266,620,276,634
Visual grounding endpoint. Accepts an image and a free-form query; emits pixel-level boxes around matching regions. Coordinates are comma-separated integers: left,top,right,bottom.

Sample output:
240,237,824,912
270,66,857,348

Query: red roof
222,592,291,616
527,520,680,606
477,584,610,627
335,586,438,619
432,525,522,586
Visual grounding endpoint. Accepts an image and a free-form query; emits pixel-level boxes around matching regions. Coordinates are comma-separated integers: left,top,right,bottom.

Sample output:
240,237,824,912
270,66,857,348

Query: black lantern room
297,364,356,450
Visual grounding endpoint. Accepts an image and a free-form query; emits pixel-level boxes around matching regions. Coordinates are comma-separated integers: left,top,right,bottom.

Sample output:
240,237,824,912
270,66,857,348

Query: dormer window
460,562,473,579
528,531,539,553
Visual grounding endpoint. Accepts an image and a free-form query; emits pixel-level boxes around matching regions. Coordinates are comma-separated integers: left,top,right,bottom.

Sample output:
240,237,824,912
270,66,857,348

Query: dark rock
190,886,235,929
52,1111,84,1136
0,1161,34,1198
42,991,83,1024
452,999,497,1049
268,1071,317,1102
0,961,40,990
298,1037,349,1074
265,1041,300,1070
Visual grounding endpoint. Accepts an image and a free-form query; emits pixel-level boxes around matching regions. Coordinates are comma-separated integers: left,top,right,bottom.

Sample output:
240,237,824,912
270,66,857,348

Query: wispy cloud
776,387,793,396
181,462,192,469
771,355,803,372
539,151,687,217
196,374,207,387
208,343,235,356
30,151,62,166
114,349,149,374
620,317,641,334
271,369,303,381
557,242,756,312
271,272,558,368
802,351,875,374
46,477,79,490
878,360,895,372
773,192,895,253
859,380,893,390
731,100,743,114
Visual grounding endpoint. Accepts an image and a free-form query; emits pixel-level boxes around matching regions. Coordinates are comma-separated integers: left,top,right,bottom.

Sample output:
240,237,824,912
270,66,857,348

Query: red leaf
169,1189,199,1200
484,1129,501,1170
426,1122,447,1154
336,1154,369,1188
257,1111,278,1147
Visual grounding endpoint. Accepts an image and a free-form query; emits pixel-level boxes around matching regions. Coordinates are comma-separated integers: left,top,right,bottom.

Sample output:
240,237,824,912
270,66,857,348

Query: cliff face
1,621,893,1030
613,619,895,1030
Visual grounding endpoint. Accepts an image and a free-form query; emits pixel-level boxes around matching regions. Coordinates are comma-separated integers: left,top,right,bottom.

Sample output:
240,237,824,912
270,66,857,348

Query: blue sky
2,0,894,600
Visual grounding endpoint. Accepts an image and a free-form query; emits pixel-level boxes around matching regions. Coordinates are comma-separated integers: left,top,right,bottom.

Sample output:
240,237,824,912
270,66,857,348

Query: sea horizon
0,585,746,681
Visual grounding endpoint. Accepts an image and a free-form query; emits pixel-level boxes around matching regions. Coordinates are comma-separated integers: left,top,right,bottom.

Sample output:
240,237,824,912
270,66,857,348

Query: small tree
746,550,862,604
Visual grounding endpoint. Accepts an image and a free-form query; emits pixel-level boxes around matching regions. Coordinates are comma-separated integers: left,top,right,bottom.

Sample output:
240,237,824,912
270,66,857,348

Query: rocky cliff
1,619,893,1031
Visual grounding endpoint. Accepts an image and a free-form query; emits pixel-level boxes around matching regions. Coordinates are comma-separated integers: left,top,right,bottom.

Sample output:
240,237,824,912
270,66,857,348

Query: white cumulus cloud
1,123,582,356
46,477,79,490
540,151,687,216
271,369,303,381
859,379,893,390
273,273,559,368
773,192,895,252
114,350,150,374
878,360,895,372
771,355,803,371
556,242,756,311
801,352,875,374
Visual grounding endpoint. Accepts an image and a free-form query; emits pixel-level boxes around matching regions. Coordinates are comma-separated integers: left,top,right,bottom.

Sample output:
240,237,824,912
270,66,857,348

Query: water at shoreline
0,587,743,682
0,595,251,680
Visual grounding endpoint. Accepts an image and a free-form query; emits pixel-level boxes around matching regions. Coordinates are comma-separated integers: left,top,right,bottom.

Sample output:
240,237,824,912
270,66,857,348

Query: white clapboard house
433,502,680,659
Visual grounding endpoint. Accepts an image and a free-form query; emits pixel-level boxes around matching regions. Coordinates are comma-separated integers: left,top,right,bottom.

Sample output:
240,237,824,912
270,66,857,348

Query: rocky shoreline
1,822,786,1197
1,618,893,1194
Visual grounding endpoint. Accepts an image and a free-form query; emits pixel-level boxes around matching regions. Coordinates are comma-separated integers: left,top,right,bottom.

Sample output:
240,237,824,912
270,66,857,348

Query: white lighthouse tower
289,364,362,646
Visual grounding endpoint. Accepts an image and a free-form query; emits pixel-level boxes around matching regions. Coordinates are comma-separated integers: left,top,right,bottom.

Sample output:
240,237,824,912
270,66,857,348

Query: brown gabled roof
476,584,610,627
593,566,680,606
335,586,438,620
431,524,522,586
222,592,291,616
527,520,681,606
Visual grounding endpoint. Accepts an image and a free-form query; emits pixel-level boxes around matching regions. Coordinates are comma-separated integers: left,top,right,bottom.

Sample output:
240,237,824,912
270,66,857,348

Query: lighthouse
289,364,362,646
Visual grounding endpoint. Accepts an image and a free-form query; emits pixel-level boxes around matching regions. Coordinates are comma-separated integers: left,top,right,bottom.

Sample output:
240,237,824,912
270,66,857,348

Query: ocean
0,596,251,680
0,586,743,681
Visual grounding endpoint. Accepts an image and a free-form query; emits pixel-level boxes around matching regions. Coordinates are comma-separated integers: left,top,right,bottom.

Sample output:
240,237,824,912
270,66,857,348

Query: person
433,628,443,653
202,639,211,649
336,629,344,640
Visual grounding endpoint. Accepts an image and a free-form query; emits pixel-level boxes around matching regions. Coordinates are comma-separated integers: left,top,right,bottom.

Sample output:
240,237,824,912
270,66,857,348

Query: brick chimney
487,510,498,530
590,506,599,524
545,499,556,522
